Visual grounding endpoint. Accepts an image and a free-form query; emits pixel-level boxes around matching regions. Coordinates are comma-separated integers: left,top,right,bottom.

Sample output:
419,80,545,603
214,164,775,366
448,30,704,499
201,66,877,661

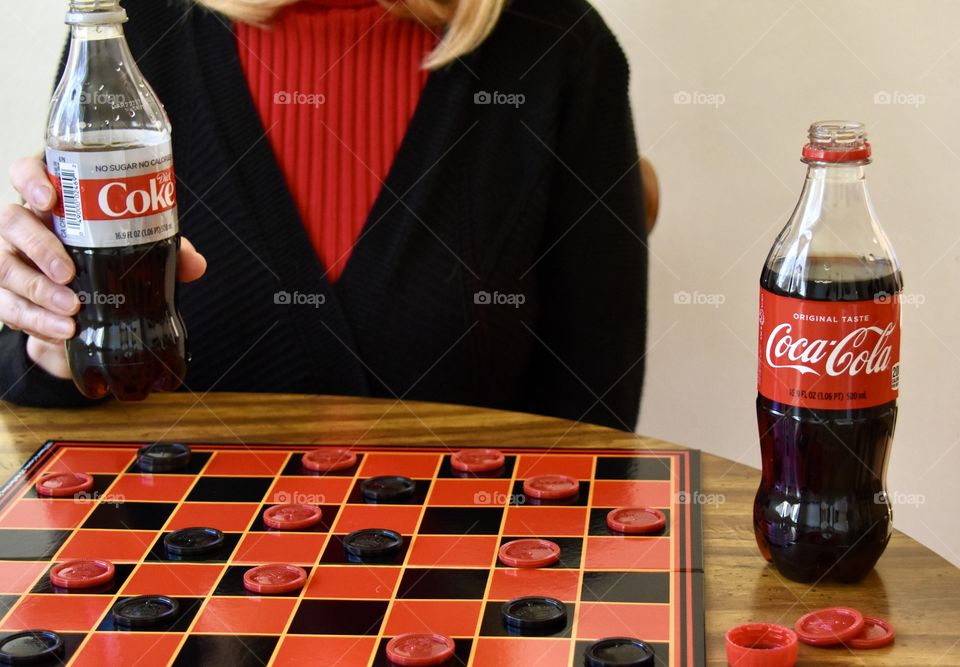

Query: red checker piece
847,616,895,650
35,472,94,498
450,449,505,473
386,633,456,666
243,564,307,595
263,504,322,531
795,607,865,647
523,474,579,500
498,539,561,569
302,448,356,472
50,559,115,590
726,623,798,667
606,507,666,535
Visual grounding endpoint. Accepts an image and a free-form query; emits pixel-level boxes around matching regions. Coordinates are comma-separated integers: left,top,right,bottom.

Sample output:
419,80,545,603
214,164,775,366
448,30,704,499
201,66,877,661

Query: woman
0,0,649,430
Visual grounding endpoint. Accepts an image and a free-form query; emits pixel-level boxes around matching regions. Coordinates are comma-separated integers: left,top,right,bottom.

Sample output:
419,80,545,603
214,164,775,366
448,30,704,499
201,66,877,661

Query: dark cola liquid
755,256,901,583
66,236,186,400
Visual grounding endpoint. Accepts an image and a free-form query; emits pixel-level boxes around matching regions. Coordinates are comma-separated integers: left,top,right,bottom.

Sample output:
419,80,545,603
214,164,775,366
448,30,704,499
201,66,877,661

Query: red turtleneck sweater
236,0,436,281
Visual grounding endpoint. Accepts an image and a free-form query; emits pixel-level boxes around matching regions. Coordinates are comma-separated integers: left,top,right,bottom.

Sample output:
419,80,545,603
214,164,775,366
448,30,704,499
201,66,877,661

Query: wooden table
0,393,956,666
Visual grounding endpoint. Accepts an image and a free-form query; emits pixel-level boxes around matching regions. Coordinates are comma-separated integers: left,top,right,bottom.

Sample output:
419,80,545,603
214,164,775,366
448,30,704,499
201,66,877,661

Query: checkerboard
0,441,704,666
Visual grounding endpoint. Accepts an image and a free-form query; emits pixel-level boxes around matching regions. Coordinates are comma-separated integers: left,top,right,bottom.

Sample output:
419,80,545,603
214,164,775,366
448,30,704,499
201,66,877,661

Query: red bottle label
758,288,900,409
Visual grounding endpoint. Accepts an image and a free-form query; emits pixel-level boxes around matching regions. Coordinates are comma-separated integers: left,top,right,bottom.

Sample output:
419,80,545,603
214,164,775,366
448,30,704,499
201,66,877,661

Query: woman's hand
2,157,207,380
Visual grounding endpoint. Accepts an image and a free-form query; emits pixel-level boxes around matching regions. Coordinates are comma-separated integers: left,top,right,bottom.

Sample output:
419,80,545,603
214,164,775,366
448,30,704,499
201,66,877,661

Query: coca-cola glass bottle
755,121,902,583
45,0,187,400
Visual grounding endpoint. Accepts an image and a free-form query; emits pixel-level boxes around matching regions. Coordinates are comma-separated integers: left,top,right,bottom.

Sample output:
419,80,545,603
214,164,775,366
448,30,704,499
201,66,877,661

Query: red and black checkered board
0,441,704,666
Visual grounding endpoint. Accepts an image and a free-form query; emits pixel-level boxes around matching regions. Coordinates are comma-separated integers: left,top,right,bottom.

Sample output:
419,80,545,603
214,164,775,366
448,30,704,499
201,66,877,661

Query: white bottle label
45,141,178,248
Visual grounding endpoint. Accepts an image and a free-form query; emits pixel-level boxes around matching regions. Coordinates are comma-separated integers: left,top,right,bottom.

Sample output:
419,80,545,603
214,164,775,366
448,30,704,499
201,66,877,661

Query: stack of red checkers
243,564,307,595
523,474,579,500
302,448,356,472
385,633,455,666
263,504,322,531
606,507,667,535
498,539,561,568
49,559,115,589
795,607,895,650
35,472,93,498
450,449,505,473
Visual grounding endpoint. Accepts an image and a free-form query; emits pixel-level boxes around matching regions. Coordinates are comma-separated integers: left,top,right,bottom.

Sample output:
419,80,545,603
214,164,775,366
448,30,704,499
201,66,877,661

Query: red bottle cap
242,564,307,595
725,623,798,667
847,616,895,650
49,559,115,589
302,448,356,472
498,539,561,568
450,449,505,473
606,507,667,535
385,633,456,666
795,607,865,646
35,472,94,498
263,504,322,530
523,474,579,500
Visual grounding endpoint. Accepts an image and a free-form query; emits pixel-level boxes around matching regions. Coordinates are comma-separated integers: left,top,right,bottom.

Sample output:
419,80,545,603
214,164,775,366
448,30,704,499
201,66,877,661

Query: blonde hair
196,0,508,69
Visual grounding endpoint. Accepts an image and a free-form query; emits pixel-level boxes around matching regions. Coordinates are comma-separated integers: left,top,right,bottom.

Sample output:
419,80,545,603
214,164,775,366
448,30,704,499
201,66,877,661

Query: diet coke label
758,288,901,409
45,141,178,248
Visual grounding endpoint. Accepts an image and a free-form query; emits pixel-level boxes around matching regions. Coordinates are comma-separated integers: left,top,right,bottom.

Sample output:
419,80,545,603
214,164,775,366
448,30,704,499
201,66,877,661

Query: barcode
58,162,83,237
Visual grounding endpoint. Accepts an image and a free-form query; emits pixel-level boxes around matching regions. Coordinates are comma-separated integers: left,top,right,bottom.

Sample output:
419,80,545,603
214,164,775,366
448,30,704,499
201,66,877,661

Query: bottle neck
797,162,874,226
69,22,125,41
66,1,126,26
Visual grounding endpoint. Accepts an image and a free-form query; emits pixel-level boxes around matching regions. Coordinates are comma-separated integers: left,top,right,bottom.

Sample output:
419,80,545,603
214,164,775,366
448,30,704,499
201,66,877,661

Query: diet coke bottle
45,0,186,400
755,121,901,583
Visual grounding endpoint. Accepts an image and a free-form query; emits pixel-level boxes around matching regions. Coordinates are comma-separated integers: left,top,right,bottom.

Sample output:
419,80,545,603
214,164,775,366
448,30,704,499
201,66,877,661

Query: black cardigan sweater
0,0,648,431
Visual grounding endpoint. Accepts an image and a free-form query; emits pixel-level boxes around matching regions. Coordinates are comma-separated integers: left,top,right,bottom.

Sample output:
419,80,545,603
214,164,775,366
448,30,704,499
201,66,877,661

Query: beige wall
1,1,957,566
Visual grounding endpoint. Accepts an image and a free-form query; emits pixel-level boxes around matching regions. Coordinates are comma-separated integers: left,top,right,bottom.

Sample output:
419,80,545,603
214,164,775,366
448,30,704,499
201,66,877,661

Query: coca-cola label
45,142,177,248
758,288,900,409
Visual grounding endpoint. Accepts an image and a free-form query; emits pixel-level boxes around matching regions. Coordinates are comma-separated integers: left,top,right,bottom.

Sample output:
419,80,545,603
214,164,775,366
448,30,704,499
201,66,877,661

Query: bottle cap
725,623,798,667
802,120,871,163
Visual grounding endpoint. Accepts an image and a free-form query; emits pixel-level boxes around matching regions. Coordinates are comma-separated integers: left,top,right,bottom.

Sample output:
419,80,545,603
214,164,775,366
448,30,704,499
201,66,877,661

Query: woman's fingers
178,236,207,283
0,250,78,316
25,335,72,379
0,204,74,284
9,157,57,212
0,288,75,340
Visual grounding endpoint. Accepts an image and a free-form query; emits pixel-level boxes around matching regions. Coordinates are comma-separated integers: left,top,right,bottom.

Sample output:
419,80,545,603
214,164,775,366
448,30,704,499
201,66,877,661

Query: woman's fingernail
49,258,72,283
52,289,78,312
31,184,53,208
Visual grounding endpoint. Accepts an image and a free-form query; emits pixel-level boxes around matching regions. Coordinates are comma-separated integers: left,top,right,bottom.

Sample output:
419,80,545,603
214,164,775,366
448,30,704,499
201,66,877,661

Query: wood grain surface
0,392,956,665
